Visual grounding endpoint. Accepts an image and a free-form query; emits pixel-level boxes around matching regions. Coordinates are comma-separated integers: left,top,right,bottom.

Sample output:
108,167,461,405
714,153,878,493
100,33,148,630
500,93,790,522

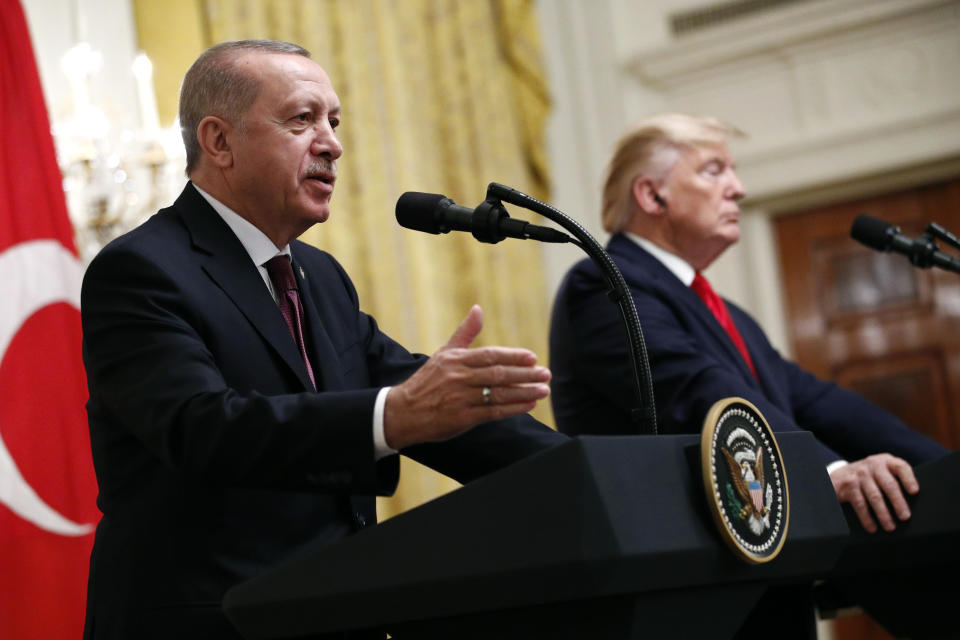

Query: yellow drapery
133,0,554,519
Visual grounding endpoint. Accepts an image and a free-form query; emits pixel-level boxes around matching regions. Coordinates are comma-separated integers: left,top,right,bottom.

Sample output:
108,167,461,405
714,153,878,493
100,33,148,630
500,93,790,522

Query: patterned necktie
690,272,759,380
264,255,316,390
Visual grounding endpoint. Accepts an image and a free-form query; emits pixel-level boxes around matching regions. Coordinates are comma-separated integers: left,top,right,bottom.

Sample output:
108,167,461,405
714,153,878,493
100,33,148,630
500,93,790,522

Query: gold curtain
133,0,554,519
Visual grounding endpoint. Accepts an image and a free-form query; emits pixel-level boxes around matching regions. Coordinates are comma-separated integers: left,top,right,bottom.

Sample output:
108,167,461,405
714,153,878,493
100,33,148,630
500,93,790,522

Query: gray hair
179,39,311,174
601,113,743,233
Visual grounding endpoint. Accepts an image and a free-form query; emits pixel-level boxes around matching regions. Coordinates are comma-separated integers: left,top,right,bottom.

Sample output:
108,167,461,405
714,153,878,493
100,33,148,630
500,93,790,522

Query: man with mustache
80,40,564,640
550,113,947,535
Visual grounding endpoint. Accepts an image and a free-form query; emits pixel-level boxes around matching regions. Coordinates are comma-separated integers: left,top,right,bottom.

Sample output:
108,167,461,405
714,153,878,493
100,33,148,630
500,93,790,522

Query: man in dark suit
550,113,947,536
81,40,565,639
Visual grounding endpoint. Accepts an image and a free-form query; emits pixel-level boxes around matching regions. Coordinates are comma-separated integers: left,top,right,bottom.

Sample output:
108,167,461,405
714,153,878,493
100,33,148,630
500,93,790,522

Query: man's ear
196,116,234,169
631,176,667,216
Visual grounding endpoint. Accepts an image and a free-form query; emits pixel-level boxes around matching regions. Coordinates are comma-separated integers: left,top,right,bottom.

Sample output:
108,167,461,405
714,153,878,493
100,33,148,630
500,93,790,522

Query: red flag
0,2,100,637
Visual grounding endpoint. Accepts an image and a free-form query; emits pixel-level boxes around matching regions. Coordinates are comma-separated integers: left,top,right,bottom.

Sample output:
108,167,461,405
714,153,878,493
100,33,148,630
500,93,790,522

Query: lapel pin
299,265,305,279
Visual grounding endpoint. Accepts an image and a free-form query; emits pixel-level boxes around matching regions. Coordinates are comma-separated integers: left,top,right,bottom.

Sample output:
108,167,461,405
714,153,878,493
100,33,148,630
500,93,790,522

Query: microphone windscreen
396,192,446,233
850,214,895,251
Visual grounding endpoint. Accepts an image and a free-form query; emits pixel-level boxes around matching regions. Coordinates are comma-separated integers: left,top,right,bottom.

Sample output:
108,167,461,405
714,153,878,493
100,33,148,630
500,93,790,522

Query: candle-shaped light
59,42,107,156
132,53,160,132
61,42,101,118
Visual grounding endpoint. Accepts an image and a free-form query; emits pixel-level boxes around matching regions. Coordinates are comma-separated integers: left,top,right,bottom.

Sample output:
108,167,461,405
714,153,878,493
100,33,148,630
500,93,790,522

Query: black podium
223,433,853,639
816,450,960,639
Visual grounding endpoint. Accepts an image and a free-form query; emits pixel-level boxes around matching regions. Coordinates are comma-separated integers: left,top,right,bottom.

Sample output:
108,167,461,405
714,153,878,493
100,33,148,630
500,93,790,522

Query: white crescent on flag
0,239,93,536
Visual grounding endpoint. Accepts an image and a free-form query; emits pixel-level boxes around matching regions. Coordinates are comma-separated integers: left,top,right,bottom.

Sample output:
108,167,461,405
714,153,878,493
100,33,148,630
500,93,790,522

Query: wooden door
774,177,960,640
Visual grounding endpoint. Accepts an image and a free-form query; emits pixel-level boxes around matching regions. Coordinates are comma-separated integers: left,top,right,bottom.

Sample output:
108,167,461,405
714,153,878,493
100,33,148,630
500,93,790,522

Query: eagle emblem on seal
722,444,770,532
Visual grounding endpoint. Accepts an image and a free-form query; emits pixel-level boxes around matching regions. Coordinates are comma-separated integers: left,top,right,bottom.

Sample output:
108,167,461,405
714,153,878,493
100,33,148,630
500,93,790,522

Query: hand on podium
830,453,919,533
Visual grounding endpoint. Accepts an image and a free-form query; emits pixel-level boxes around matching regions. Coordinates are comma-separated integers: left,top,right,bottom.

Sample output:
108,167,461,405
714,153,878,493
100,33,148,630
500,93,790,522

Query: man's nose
311,125,343,159
727,169,746,201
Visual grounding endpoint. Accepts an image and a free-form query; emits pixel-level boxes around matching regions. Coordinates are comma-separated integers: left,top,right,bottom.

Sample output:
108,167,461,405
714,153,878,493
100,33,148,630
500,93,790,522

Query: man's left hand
382,305,550,450
829,453,919,533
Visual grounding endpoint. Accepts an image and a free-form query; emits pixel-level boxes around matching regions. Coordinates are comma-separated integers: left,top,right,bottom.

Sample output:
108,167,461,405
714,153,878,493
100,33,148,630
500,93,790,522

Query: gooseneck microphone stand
484,182,658,435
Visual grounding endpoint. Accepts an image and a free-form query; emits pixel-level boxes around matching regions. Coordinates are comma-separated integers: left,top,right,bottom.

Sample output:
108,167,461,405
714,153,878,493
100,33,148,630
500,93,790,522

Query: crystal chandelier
54,43,186,264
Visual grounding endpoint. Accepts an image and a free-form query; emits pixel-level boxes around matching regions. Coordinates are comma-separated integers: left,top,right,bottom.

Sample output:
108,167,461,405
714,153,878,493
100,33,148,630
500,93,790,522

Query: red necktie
690,272,758,380
264,255,316,389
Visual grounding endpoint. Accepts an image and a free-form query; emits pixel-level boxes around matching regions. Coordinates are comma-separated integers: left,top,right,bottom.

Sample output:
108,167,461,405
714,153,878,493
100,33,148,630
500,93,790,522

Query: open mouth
304,160,337,191
305,174,336,193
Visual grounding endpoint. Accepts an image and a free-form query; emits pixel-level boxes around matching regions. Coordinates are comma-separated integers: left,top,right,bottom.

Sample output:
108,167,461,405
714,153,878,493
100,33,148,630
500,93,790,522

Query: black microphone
850,215,911,253
851,215,960,273
396,192,571,244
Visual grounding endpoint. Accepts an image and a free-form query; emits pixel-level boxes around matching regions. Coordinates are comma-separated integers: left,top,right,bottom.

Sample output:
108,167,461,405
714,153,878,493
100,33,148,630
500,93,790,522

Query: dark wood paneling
836,351,952,446
775,178,960,451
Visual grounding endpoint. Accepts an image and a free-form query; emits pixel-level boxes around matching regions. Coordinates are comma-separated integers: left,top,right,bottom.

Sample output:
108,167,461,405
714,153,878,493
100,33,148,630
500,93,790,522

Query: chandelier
54,43,186,264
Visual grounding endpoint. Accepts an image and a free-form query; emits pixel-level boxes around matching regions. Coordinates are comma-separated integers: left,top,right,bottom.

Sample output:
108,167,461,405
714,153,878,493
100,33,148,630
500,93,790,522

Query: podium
816,450,960,638
223,433,852,639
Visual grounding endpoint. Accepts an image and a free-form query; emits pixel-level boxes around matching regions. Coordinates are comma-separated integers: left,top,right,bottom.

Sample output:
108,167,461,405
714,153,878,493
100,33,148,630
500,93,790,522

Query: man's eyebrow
698,156,725,168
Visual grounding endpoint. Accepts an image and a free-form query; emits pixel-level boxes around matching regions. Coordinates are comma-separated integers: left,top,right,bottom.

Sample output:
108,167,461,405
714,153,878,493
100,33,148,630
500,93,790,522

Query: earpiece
652,193,667,209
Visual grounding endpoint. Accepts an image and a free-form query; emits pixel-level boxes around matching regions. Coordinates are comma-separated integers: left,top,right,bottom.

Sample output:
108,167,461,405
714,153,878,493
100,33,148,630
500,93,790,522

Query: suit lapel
730,308,774,394
608,234,759,387
173,184,315,391
676,281,758,385
289,245,346,391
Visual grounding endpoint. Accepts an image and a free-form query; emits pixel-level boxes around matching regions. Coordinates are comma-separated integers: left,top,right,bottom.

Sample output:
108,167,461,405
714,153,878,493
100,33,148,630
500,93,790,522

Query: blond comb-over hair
601,114,743,233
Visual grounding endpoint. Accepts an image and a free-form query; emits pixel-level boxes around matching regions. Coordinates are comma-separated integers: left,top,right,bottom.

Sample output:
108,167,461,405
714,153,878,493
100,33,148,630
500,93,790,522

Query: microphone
397,182,658,434
396,192,571,244
850,215,960,273
850,215,912,253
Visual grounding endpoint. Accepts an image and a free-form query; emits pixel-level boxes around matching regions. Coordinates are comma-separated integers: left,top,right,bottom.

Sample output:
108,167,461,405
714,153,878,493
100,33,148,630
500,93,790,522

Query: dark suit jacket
550,233,946,465
81,183,564,639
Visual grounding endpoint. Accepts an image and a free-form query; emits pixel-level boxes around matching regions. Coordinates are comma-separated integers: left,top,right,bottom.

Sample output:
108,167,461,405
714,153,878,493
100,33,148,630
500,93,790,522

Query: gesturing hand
383,305,551,450
830,453,919,533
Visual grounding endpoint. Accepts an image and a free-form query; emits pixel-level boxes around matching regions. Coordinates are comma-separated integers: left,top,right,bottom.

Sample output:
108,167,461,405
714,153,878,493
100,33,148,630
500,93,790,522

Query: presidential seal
701,397,788,564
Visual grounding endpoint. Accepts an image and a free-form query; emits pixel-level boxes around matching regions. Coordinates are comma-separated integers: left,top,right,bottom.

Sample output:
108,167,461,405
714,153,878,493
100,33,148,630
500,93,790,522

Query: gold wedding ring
481,386,492,405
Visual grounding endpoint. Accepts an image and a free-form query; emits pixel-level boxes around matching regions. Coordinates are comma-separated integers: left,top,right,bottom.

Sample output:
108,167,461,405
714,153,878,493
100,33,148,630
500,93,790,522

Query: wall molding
628,0,953,86
619,0,960,204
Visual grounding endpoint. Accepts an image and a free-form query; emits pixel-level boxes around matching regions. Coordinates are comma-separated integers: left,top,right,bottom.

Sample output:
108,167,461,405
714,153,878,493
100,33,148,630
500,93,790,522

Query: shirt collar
193,183,291,267
623,232,696,287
